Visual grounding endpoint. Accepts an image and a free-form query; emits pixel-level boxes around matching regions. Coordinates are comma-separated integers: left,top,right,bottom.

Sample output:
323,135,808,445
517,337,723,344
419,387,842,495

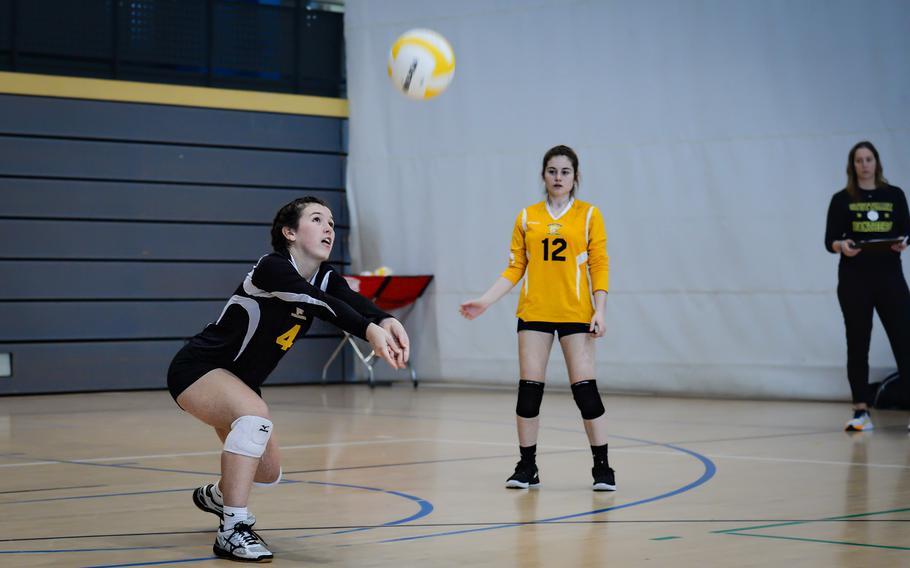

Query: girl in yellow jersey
460,145,614,491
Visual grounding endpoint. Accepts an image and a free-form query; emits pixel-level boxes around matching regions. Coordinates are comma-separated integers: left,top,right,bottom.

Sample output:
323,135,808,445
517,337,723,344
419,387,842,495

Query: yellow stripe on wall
0,71,349,118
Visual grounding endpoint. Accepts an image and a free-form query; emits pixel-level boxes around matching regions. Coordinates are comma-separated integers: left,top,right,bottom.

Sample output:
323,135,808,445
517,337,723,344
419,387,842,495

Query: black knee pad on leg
516,380,545,418
571,380,605,419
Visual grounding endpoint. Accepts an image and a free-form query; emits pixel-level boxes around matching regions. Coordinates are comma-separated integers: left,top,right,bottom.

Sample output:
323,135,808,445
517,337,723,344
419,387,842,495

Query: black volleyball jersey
825,185,910,268
185,251,391,386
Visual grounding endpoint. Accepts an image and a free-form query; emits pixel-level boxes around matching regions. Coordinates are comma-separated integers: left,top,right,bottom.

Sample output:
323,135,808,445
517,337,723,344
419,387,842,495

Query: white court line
429,439,910,470
0,437,430,469
611,447,910,470
2,436,906,471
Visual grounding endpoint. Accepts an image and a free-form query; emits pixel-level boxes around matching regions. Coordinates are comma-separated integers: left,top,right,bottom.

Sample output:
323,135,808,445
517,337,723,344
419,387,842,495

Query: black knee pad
571,380,605,419
516,379,545,418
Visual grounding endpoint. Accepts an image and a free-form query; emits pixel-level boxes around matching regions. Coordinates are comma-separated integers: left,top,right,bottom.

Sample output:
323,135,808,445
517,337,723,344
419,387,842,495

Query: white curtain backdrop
344,0,910,399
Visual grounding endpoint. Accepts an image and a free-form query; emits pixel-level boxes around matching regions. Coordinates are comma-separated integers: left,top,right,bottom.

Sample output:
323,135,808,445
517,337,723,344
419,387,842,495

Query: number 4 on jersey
275,324,301,351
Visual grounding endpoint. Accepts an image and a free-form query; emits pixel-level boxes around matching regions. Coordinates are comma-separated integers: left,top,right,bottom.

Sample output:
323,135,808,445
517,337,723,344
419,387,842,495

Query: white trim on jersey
242,273,337,317
546,197,575,220
584,206,596,306
575,251,588,300
215,295,261,362
585,206,594,243
524,250,530,296
521,208,527,232
319,271,331,292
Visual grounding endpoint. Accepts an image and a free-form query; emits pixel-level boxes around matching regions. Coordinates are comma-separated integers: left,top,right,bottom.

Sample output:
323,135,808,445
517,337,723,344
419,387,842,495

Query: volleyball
387,28,455,100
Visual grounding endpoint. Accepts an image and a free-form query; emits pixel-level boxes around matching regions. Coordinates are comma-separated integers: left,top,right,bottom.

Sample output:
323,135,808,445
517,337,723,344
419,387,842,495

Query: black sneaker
214,521,273,563
592,464,616,491
505,460,540,489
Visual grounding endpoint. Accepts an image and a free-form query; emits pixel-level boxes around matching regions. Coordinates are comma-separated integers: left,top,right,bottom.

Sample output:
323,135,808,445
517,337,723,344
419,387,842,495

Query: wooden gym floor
0,384,908,567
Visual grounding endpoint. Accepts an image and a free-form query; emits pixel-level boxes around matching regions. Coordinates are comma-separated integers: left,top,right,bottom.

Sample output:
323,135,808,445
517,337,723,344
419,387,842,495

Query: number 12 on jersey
541,238,567,261
275,324,301,351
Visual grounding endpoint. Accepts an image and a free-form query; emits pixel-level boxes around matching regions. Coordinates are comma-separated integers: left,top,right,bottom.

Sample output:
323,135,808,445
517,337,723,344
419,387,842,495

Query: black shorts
517,319,591,337
166,343,261,405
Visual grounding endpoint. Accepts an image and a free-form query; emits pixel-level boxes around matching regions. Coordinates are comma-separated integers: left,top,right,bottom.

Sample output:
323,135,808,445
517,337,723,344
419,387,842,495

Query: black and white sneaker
214,521,273,563
505,460,540,489
592,464,616,491
193,483,223,519
194,484,256,526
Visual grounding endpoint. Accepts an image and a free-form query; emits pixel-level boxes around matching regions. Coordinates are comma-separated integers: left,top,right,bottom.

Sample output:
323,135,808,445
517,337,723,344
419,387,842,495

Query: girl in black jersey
825,141,910,432
167,197,409,562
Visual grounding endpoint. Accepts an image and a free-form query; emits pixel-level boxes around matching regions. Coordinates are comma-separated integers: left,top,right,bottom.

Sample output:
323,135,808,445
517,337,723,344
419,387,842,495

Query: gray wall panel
0,137,344,188
0,339,346,395
0,261,354,300
0,93,351,394
0,94,344,152
2,300,343,341
0,261,243,299
0,178,349,225
0,219,349,263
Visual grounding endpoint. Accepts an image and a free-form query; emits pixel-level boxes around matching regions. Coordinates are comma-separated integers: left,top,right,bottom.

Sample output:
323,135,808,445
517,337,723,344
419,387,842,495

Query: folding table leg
348,338,378,388
407,362,418,388
321,334,351,383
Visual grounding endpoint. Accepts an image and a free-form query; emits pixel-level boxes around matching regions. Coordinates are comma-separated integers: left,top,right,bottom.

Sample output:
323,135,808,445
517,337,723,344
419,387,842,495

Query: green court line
713,507,910,552
724,531,910,551
650,536,681,541
713,507,910,534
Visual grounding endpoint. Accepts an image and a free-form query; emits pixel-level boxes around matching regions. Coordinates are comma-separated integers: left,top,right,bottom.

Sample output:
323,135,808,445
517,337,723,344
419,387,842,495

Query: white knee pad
253,467,282,488
224,415,273,458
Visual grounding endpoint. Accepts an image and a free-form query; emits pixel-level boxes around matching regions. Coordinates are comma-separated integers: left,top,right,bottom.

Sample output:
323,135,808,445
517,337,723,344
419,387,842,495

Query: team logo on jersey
547,223,562,235
291,308,308,321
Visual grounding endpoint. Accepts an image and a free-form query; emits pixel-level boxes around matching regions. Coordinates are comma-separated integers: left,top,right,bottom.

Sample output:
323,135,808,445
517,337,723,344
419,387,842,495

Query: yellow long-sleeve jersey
501,199,609,323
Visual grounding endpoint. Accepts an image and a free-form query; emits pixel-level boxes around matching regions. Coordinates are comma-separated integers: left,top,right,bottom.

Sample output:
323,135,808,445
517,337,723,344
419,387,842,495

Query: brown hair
541,145,580,197
845,141,888,200
270,196,330,252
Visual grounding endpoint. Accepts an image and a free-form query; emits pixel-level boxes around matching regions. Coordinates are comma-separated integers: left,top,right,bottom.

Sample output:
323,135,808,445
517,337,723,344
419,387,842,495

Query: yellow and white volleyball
388,28,455,100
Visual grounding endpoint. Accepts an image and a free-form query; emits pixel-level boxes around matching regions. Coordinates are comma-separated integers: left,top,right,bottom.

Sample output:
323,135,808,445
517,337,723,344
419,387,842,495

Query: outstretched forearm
479,277,517,307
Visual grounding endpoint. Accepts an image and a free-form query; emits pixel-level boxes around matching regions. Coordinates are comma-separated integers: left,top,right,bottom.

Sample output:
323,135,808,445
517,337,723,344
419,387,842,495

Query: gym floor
1,384,908,567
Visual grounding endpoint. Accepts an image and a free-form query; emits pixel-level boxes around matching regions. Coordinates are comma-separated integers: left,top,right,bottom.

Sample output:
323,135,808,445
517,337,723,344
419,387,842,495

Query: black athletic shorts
166,343,262,406
517,319,591,337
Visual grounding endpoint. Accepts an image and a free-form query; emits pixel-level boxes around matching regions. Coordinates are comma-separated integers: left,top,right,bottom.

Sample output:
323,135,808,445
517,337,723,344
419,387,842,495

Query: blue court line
83,557,215,568
295,480,434,538
5,487,194,505
21,457,218,477
4,478,302,505
0,484,107,495
0,546,173,554
76,480,434,567
379,436,716,543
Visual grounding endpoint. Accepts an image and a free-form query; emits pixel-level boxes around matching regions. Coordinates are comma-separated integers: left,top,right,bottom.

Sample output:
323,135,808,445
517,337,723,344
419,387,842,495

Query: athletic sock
222,506,249,531
591,443,609,467
519,444,537,465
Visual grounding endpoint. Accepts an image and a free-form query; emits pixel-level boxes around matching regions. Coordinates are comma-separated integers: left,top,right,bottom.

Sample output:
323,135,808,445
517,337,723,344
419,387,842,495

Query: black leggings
837,263,910,405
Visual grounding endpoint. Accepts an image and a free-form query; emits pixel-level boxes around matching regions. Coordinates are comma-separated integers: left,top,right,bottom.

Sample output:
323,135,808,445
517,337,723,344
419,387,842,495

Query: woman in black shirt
167,197,409,562
825,141,910,432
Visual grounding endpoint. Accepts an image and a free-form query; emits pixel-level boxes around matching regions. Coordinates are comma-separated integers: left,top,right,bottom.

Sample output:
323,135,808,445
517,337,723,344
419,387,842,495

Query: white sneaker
214,521,273,562
845,410,874,432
